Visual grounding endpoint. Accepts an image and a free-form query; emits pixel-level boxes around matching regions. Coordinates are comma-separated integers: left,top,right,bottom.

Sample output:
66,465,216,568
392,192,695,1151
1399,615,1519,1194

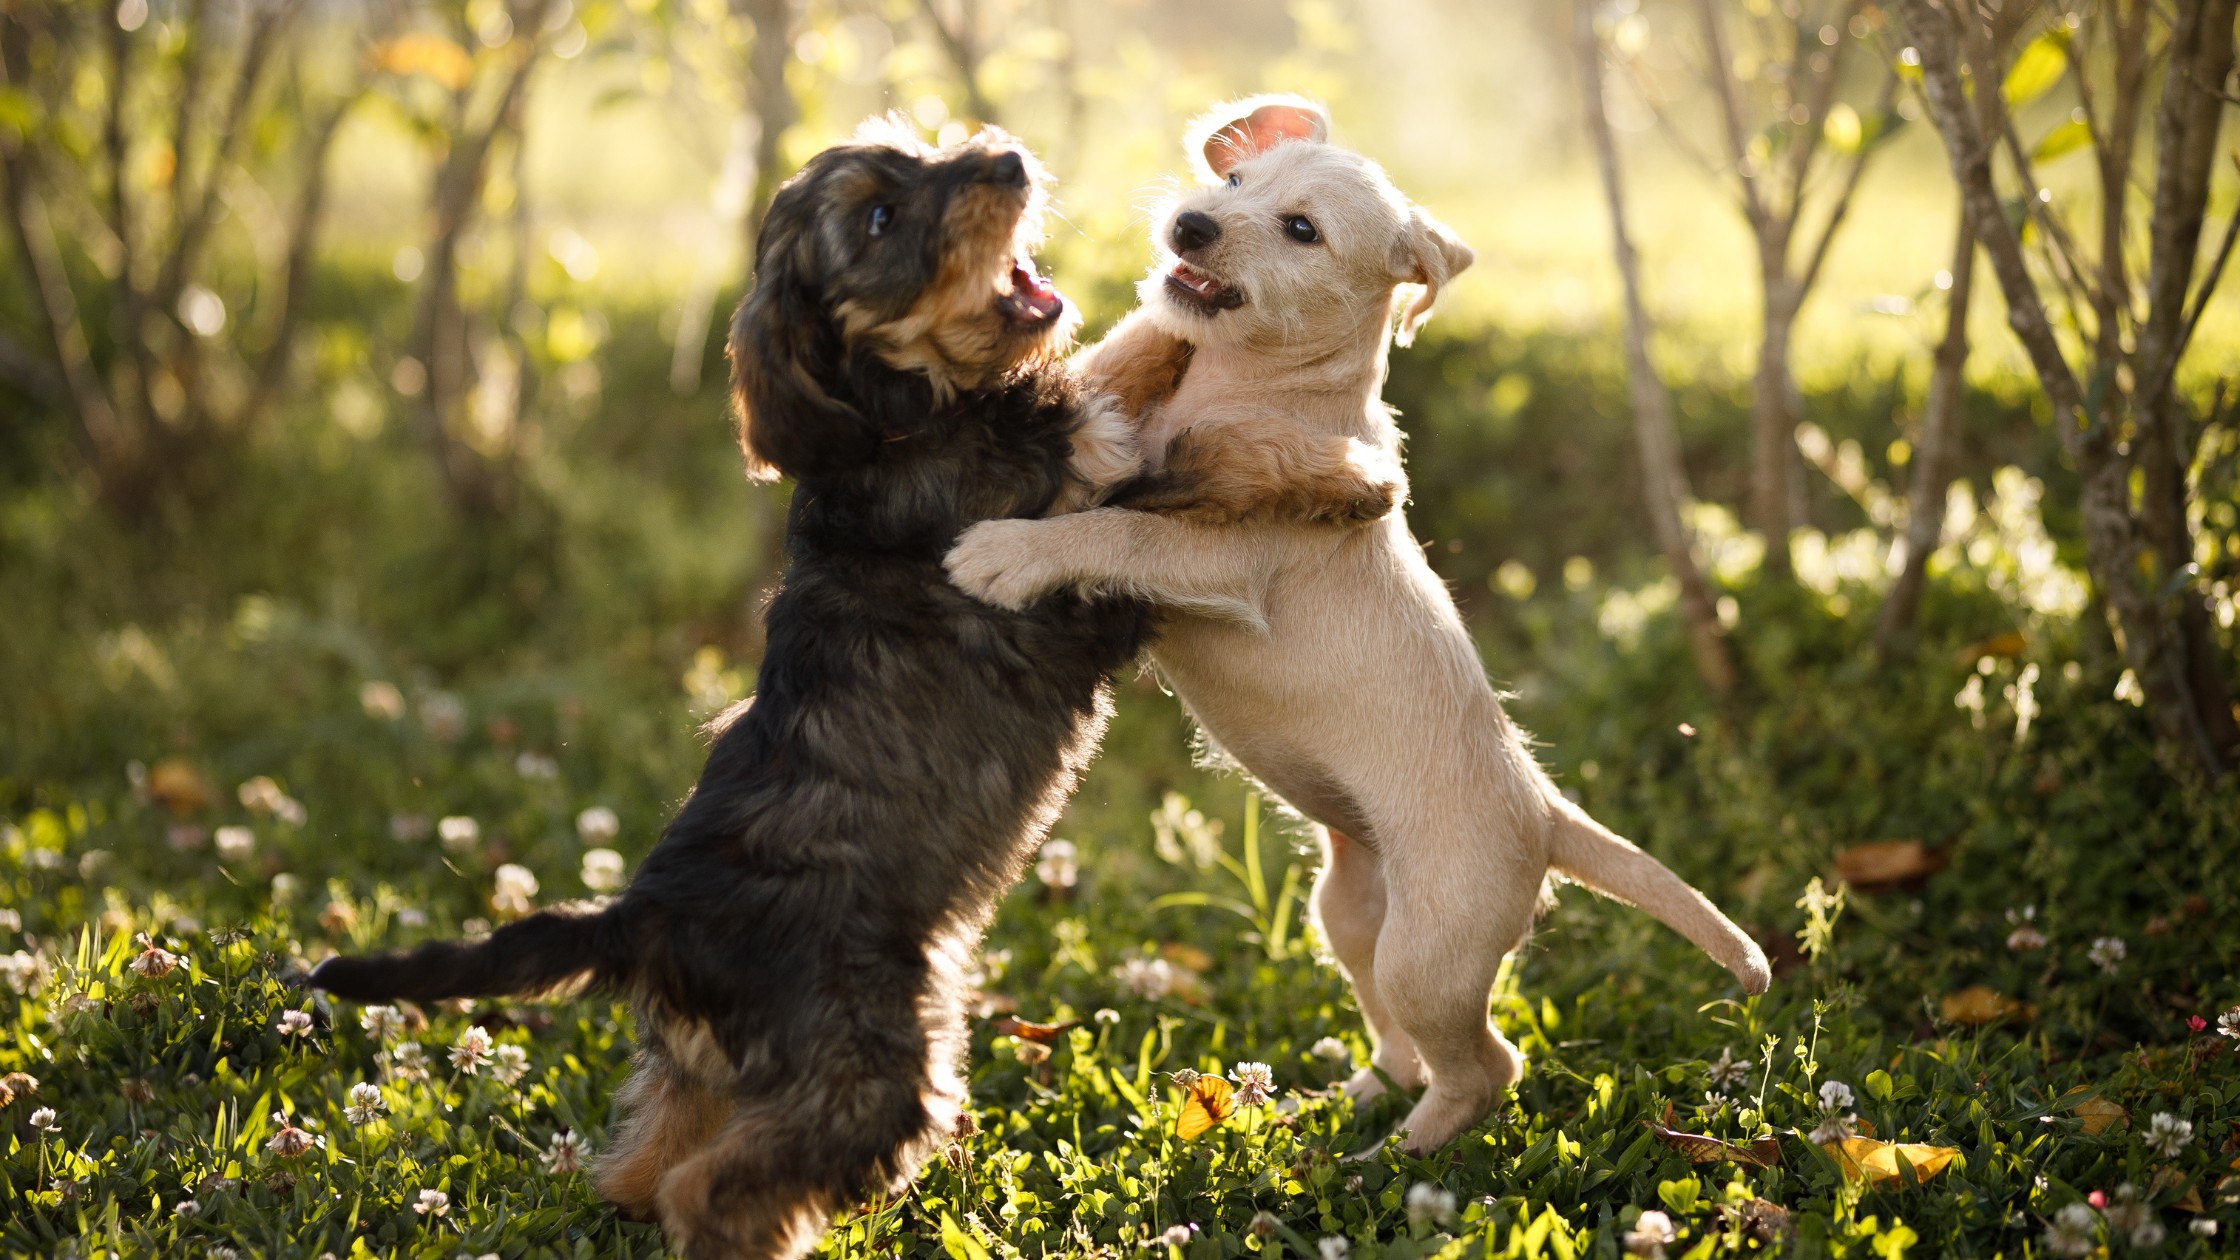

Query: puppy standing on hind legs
946,96,1771,1157
317,122,1188,1260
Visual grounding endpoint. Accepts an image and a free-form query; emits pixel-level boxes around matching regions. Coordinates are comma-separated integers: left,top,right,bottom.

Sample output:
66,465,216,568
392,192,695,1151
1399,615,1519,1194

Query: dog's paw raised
944,520,1063,611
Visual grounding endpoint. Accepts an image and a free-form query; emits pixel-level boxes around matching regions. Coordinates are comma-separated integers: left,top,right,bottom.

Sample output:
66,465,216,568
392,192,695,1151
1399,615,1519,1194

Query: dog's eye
1225,172,1241,188
1284,215,1319,244
868,205,895,237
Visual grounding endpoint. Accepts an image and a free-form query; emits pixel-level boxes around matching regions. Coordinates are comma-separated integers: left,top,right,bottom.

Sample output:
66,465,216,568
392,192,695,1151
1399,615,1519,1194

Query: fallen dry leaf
1649,1116,1783,1169
1820,1135,1960,1185
987,1016,1080,1044
2062,1087,2128,1136
1835,840,1948,892
1160,942,1214,973
1940,985,2033,1026
2149,1166,2205,1213
148,758,214,815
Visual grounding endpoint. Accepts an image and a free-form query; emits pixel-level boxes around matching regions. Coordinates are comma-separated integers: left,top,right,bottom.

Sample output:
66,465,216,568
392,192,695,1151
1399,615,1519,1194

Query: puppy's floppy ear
728,190,879,482
1190,94,1330,182
1391,208,1474,347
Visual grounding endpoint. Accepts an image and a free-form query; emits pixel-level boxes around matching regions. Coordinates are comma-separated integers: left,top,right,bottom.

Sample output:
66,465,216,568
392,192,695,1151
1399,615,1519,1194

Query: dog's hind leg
656,1109,842,1260
1374,853,1534,1155
593,1048,736,1222
1311,829,1422,1105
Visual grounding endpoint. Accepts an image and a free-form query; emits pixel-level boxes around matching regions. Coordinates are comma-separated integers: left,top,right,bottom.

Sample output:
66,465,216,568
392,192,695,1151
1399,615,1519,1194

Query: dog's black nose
988,150,1027,187
1171,210,1221,254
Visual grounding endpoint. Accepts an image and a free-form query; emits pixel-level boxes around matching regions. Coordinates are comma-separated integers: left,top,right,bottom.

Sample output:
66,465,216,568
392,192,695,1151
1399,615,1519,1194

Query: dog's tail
1545,799,1771,994
309,902,629,1005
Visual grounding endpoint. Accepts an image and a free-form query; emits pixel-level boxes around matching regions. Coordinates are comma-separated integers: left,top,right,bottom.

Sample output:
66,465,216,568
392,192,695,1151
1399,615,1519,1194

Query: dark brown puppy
312,123,1168,1259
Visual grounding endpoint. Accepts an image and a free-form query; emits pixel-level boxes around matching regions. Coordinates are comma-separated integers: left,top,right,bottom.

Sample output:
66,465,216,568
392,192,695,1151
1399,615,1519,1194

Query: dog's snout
987,150,1028,187
1171,210,1221,254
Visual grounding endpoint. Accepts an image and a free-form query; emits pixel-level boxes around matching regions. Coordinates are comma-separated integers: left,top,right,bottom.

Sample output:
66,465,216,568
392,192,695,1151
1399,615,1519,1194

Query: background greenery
4,0,2239,1256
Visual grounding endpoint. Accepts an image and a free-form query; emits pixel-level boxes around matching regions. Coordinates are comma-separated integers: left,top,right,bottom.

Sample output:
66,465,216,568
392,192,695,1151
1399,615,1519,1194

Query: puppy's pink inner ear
1203,104,1328,177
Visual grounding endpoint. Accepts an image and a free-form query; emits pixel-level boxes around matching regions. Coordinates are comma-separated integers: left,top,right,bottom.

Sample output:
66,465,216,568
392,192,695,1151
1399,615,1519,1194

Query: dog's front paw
1306,440,1407,523
945,520,1067,611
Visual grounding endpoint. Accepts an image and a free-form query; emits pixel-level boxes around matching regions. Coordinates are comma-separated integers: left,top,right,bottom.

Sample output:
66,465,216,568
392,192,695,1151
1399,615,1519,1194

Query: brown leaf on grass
987,1016,1080,1044
1160,943,1214,973
2149,1166,2205,1213
2061,1087,2128,1135
1834,840,1948,892
148,759,214,816
1819,1135,1960,1184
1940,986,2033,1026
1651,1105,1783,1168
1957,631,2028,665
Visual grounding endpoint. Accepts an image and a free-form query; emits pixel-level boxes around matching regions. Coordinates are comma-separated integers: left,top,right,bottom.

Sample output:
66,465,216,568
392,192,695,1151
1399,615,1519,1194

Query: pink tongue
1013,264,1060,315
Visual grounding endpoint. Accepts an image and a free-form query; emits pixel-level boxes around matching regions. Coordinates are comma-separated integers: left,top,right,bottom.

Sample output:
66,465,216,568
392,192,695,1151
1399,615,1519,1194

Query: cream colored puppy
946,98,1770,1155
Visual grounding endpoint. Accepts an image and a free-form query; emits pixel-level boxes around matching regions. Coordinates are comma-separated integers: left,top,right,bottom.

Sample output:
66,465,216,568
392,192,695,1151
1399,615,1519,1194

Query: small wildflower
490,1043,530,1086
1405,1181,1457,1227
345,1082,386,1125
276,1010,314,1037
1158,1223,1195,1247
542,1129,588,1174
266,1112,316,1157
209,1247,240,1260
1311,1036,1351,1065
360,679,406,719
2220,1008,2240,1039
0,951,46,995
2007,924,2048,951
214,826,256,862
580,847,626,893
491,864,538,916
449,1026,493,1073
121,1078,154,1103
2044,1203,2097,1258
383,1041,430,1082
320,900,357,934
28,1106,58,1133
270,873,300,904
436,816,479,854
1094,1007,1120,1025
1034,838,1078,891
2146,1112,2193,1158
173,1200,200,1217
1808,1116,1855,1145
2089,1190,2109,1209
1706,1046,1752,1090
2194,1219,2220,1238
1318,1239,1352,1260
576,806,620,845
1014,1039,1051,1066
1117,956,1176,1001
1818,1080,1855,1113
1625,1208,1678,1259
413,1188,450,1217
360,1005,404,1042
1249,1210,1280,1239
2188,1015,2209,1034
514,751,559,780
1170,1067,1200,1089
1233,1061,1276,1107
2088,936,2126,973
129,934,179,978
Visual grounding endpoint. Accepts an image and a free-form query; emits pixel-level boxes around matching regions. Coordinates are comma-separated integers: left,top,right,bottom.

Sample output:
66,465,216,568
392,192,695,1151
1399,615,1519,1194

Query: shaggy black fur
312,127,1155,1259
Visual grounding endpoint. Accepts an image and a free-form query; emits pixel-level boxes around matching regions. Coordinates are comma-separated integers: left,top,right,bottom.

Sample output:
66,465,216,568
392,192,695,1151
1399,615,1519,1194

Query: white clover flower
490,1043,529,1086
172,1199,200,1217
449,1026,493,1074
130,934,180,979
2088,936,2126,973
1318,1238,1351,1260
1818,1079,1855,1113
1404,1181,1456,1227
514,751,558,780
1117,956,1175,1001
2007,924,2048,951
1035,838,1078,891
1706,1046,1752,1090
276,1010,313,1037
2146,1112,2194,1158
344,1082,386,1126
28,1106,58,1133
1013,1040,1051,1067
269,873,300,904
2194,1219,2220,1238
2219,1008,2240,1039
0,951,47,996
1311,1036,1351,1064
576,805,620,845
209,1247,239,1260
213,826,256,862
1808,1116,1855,1145
413,1187,449,1216
2044,1203,2097,1258
383,1041,430,1083
491,864,538,917
1624,1208,1678,1258
436,816,480,854
266,1112,316,1157
360,1005,404,1042
1094,1008,1120,1025
579,848,626,893
1232,1061,1276,1107
542,1128,588,1174
1158,1223,1194,1247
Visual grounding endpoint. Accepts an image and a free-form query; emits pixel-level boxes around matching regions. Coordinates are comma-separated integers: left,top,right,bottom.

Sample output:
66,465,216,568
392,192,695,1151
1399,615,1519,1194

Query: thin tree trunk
1897,0,2228,779
1877,204,1976,648
1576,0,1736,697
1751,273,1798,577
741,0,797,254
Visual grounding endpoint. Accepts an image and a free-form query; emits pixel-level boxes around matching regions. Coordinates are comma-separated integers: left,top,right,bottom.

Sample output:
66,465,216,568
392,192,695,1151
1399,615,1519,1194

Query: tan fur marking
593,1052,736,1221
1132,417,1405,524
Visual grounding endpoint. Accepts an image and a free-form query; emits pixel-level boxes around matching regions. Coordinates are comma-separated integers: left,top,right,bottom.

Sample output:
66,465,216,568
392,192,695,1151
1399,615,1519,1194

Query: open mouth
1164,261,1244,313
997,257,1065,328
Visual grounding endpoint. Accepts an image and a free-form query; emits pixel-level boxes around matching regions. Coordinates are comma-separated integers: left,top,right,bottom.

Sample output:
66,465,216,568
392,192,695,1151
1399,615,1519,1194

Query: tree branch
1695,0,1772,231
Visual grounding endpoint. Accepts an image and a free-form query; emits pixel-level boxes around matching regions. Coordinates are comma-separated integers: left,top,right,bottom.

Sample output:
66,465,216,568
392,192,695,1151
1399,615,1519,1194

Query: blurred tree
918,0,996,123
1895,0,2239,779
1875,200,1977,648
1576,0,1738,696
737,0,799,251
0,0,384,517
1616,0,1901,578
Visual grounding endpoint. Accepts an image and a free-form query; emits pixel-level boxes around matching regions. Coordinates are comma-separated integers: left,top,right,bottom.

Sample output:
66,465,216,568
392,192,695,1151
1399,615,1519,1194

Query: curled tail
1546,800,1771,995
310,902,629,1005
